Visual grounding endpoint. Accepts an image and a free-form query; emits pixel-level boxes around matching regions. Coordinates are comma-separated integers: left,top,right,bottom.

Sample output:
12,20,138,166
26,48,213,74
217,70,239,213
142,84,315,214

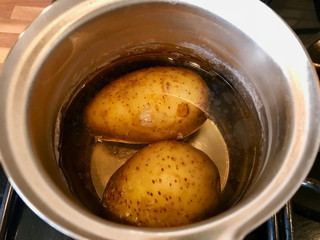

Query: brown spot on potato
176,103,189,117
99,110,108,118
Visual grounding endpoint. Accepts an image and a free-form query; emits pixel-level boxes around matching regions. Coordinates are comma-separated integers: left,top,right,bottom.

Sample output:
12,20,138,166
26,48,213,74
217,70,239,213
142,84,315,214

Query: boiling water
58,53,262,219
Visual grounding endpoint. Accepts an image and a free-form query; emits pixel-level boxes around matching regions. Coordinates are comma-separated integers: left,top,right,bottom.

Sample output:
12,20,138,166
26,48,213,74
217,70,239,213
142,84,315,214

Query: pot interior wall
27,2,291,214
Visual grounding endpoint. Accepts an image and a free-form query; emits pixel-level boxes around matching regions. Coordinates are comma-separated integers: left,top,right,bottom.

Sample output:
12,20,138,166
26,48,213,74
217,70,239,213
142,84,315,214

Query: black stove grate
245,203,294,240
0,180,72,240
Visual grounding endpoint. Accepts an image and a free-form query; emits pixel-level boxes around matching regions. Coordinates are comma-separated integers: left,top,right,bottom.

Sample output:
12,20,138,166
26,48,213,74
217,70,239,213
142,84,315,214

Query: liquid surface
58,53,262,219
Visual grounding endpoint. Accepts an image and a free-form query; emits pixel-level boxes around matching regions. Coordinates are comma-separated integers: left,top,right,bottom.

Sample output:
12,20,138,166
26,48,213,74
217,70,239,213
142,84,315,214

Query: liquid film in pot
57,52,262,223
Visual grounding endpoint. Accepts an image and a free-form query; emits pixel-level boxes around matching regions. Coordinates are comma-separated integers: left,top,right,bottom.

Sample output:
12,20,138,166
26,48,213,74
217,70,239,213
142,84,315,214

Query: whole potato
102,140,221,227
84,67,209,143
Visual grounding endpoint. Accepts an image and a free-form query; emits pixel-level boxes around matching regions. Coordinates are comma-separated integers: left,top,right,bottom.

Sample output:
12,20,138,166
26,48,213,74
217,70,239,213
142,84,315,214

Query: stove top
0,1,320,239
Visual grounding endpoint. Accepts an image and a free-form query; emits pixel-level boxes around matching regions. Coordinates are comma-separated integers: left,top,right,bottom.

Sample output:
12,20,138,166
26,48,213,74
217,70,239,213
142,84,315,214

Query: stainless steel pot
0,0,319,239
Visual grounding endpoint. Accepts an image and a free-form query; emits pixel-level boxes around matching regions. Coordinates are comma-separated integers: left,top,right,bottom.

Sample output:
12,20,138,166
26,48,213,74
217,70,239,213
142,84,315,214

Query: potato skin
83,67,209,143
102,141,221,227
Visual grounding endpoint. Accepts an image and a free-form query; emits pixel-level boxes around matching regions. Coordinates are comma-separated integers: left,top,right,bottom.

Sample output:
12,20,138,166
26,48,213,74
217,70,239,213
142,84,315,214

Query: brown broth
58,52,262,220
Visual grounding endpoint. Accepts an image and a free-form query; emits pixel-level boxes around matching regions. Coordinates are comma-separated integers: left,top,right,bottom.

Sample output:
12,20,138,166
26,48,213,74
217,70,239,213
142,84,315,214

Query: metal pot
0,0,319,239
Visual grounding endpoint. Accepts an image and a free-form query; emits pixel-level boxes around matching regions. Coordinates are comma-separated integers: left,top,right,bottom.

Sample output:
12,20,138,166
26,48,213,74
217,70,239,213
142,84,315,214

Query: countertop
0,0,51,69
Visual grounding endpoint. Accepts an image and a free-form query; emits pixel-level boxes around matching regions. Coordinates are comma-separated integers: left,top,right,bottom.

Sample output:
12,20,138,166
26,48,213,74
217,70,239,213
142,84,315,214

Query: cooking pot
0,0,319,239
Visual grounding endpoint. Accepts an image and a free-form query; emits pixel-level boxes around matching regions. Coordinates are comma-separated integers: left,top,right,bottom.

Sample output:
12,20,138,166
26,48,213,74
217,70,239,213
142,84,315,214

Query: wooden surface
0,0,51,69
